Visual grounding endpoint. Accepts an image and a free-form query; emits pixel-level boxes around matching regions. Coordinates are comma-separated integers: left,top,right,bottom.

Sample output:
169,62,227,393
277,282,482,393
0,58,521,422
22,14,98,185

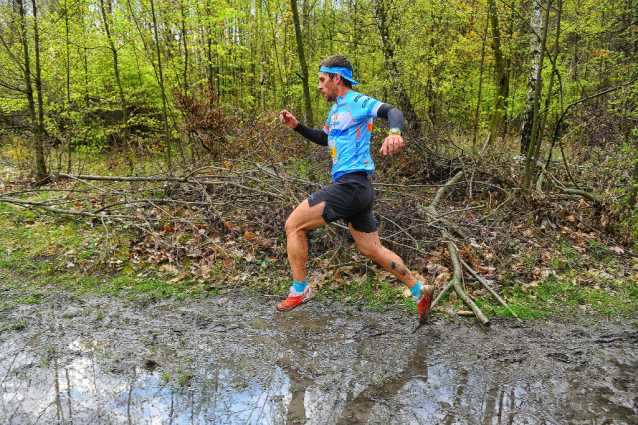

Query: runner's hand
379,135,404,155
279,110,298,130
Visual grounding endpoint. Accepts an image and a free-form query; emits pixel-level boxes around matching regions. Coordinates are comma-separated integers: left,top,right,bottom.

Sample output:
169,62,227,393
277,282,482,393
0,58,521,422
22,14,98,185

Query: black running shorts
307,171,378,233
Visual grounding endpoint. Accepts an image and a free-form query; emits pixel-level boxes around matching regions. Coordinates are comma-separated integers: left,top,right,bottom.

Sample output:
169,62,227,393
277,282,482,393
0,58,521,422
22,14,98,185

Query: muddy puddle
1,291,636,424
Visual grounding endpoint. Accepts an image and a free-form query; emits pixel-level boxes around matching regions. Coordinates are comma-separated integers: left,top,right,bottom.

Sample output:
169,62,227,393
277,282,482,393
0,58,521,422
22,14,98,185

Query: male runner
277,55,434,324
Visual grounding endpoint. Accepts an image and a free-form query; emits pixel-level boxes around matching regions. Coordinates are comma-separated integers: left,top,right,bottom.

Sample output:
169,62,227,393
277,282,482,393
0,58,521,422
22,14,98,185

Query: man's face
317,72,338,102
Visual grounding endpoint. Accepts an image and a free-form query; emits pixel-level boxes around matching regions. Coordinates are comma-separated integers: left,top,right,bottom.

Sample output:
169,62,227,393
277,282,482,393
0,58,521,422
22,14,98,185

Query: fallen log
420,170,490,327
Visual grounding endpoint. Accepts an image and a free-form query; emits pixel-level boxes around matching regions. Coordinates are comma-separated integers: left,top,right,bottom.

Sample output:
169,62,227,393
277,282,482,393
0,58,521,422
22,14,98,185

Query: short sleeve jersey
322,90,386,181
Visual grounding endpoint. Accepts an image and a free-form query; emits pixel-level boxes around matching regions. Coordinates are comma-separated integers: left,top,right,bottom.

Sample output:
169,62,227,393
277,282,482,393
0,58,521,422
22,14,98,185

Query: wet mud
1,290,636,424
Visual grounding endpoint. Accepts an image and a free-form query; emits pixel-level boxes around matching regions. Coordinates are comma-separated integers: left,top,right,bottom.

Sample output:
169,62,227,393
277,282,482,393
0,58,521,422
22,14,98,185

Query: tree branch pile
1,123,637,320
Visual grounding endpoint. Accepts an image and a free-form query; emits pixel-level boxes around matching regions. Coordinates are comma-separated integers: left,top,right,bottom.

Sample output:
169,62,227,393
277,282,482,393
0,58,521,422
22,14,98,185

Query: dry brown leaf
159,264,178,275
434,272,452,285
376,271,391,281
426,262,449,276
201,264,212,279
169,274,187,283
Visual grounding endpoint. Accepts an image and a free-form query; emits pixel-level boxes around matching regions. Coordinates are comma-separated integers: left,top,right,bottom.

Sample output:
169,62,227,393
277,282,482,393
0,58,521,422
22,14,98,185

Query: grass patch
475,275,638,319
1,321,26,331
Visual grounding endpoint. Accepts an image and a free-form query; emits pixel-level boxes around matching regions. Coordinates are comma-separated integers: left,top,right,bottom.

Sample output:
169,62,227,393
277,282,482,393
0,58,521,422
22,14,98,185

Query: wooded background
0,0,637,203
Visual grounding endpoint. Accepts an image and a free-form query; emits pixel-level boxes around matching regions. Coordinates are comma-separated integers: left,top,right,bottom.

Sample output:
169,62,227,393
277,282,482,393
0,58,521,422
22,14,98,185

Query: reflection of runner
278,55,434,323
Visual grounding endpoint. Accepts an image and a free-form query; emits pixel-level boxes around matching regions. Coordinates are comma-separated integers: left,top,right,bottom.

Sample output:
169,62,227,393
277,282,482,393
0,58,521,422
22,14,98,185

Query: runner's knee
285,215,308,235
285,216,297,235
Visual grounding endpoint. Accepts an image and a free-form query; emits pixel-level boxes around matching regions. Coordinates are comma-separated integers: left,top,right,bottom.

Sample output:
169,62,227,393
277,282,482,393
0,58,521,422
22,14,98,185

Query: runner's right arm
293,123,328,147
279,110,329,147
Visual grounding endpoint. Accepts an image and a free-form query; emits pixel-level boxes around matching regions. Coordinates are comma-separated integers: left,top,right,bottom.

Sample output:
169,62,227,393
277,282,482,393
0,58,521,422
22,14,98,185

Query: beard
323,88,337,103
325,89,337,103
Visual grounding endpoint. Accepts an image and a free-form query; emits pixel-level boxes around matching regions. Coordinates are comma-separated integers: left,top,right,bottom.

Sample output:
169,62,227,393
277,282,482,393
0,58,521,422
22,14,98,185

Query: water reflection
1,306,636,424
1,351,292,424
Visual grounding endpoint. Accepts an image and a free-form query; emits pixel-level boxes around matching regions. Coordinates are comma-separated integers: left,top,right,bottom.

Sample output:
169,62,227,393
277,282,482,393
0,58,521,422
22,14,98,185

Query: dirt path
1,290,636,424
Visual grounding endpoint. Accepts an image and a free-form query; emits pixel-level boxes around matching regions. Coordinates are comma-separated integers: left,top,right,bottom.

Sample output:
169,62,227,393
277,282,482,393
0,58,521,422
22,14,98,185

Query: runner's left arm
348,97,404,133
376,104,404,133
349,99,404,155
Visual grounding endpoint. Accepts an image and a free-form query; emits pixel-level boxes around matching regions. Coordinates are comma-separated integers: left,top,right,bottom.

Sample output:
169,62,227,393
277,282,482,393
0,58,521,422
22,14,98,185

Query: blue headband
320,66,359,85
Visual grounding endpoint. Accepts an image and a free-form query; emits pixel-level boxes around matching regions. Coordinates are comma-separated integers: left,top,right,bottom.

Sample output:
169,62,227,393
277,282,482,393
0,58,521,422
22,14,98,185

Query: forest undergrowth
1,115,638,323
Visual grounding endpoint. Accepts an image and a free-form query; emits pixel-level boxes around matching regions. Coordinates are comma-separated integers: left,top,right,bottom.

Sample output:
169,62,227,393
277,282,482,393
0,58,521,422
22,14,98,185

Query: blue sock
293,279,308,293
410,282,422,298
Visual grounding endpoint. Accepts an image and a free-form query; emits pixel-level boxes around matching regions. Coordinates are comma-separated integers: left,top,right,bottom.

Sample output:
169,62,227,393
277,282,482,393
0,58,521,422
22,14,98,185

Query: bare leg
285,200,327,282
348,223,418,289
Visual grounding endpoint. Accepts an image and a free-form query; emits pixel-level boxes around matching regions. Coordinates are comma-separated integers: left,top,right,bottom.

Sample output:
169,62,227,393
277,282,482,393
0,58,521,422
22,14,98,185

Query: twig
430,282,453,311
460,258,522,323
431,171,465,210
475,190,516,223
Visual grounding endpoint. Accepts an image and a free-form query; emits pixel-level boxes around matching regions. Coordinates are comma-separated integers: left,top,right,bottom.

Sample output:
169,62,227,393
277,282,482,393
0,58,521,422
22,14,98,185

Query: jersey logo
362,98,370,108
354,95,362,102
328,139,338,164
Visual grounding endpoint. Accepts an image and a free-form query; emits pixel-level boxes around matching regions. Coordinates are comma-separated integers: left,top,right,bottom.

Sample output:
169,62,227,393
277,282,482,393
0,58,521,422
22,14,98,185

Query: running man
277,55,435,324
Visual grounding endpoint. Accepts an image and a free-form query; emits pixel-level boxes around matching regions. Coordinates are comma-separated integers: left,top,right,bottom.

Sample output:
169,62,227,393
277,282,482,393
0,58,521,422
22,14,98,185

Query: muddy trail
1,290,636,424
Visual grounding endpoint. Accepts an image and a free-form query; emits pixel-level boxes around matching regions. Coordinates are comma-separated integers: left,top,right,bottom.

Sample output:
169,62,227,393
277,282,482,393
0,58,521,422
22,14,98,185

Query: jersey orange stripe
342,101,356,125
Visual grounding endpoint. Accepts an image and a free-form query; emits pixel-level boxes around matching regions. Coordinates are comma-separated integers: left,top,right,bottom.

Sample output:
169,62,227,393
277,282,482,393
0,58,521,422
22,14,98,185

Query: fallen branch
58,172,189,183
60,172,287,201
560,188,598,204
460,258,522,323
447,237,490,326
0,196,137,219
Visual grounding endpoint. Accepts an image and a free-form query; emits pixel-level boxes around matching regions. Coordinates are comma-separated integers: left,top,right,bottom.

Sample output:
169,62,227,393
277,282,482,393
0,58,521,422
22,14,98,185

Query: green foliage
0,0,634,162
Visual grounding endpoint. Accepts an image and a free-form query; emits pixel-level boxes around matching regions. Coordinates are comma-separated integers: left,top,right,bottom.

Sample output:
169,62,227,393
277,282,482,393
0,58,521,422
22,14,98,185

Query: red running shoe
276,286,312,312
417,284,435,324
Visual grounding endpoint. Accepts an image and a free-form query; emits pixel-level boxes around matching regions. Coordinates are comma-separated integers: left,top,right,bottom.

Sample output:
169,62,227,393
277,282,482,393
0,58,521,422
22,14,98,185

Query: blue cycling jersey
322,90,386,181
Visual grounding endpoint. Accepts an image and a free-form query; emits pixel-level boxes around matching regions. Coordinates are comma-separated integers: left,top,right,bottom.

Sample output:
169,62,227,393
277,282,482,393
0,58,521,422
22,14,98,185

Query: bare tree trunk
473,15,489,149
520,0,543,156
372,0,419,133
16,0,48,184
628,158,638,208
99,0,133,171
533,0,562,163
82,46,89,106
31,0,48,184
523,0,552,189
290,0,314,127
64,0,70,105
149,0,172,170
485,0,509,147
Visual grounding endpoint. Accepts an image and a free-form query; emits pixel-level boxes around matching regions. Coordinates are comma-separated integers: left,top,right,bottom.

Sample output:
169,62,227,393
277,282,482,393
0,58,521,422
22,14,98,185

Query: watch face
389,128,401,134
